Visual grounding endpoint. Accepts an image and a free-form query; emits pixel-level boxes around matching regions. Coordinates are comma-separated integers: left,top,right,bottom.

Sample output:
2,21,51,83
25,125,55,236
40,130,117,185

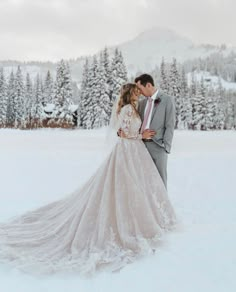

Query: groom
135,74,175,188
135,74,175,189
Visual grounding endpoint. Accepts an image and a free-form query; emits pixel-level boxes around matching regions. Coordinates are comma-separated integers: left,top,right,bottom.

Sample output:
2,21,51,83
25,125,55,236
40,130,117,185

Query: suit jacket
138,90,175,154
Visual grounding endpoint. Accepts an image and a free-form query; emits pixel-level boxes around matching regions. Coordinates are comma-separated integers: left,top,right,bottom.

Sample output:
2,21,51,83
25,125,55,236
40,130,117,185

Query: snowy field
0,129,235,292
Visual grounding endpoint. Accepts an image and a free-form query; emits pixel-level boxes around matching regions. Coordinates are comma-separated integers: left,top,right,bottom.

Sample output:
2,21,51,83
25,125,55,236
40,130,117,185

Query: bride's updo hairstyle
117,83,139,115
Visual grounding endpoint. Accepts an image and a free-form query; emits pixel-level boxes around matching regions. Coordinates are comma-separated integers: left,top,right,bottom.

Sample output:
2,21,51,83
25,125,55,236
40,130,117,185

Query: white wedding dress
0,104,177,275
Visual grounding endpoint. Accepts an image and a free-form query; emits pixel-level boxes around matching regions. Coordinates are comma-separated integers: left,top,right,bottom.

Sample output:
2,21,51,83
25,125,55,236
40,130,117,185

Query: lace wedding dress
0,104,177,275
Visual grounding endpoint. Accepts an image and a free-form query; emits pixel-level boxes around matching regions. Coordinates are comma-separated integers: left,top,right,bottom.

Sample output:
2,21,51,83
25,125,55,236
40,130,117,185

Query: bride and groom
120,73,175,188
0,73,177,275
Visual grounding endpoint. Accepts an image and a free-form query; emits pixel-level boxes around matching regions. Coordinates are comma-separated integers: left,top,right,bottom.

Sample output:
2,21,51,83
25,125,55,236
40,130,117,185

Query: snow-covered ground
0,129,235,292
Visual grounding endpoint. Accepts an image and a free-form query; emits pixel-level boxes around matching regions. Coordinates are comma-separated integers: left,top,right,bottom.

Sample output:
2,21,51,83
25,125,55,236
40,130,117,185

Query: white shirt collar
150,89,158,100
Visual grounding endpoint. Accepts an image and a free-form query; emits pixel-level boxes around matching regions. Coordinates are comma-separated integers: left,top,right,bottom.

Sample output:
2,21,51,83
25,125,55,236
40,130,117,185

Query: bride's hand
118,129,127,138
142,129,156,139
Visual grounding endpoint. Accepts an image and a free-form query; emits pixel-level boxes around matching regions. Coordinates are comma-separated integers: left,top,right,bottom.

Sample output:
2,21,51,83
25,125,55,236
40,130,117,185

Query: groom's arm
163,96,175,153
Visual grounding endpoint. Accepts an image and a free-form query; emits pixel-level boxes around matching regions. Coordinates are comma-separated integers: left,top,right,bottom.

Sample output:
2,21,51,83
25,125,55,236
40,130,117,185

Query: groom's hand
142,129,156,139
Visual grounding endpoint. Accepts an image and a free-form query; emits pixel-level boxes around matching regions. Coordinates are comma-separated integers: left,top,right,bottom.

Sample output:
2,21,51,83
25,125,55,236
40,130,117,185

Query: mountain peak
134,26,193,43
114,26,235,75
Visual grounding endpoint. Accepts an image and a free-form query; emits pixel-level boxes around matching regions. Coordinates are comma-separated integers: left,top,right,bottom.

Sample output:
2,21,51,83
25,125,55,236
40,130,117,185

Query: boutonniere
154,97,161,107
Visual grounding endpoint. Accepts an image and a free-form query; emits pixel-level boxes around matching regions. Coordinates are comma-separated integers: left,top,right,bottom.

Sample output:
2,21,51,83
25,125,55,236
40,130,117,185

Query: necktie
141,96,152,133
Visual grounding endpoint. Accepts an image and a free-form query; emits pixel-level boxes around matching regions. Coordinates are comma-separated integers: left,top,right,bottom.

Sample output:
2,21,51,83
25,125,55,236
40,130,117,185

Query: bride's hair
117,83,139,115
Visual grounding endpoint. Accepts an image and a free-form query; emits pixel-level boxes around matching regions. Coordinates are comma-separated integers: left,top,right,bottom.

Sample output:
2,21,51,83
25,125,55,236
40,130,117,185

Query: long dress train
0,104,177,275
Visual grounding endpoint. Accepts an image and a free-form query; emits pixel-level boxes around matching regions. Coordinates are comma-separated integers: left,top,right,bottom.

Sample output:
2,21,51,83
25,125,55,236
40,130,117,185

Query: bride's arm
119,105,156,140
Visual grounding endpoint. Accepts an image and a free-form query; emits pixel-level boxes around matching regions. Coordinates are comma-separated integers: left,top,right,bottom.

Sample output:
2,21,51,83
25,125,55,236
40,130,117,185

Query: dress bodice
118,104,142,139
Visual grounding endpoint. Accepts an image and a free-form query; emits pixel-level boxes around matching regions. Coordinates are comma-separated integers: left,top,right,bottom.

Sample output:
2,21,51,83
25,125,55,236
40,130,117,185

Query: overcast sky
0,0,234,62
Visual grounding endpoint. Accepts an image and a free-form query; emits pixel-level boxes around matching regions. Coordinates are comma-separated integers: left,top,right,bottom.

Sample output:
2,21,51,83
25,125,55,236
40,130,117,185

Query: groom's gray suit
138,90,175,189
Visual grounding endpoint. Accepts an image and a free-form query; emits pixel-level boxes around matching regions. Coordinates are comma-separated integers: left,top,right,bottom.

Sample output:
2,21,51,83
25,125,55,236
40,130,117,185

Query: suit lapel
150,90,163,124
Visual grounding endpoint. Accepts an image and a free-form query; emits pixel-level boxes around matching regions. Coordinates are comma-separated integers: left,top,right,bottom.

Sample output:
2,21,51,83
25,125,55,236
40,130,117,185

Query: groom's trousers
143,141,168,189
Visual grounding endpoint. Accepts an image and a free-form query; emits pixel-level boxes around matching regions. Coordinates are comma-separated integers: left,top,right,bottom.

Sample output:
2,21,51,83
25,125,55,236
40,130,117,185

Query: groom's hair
135,74,154,87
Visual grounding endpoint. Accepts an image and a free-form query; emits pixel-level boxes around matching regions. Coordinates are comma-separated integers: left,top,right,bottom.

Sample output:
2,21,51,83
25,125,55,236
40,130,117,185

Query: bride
0,83,177,275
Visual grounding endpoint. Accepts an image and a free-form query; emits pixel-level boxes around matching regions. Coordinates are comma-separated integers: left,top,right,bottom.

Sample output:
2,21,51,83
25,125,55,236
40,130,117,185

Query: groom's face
136,81,152,97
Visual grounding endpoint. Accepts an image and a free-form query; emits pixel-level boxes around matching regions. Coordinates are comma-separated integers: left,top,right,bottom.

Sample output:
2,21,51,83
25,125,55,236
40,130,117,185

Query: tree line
159,58,235,130
0,50,235,130
0,59,74,128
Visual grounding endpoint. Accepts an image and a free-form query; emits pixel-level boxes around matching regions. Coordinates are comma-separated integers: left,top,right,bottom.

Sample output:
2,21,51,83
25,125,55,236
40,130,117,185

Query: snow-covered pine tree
14,66,25,128
84,55,100,129
32,73,44,127
43,70,54,105
191,78,207,130
100,47,113,117
160,57,169,94
189,72,197,129
179,66,192,129
118,50,128,84
225,99,235,129
205,83,217,130
79,49,127,129
110,48,128,102
101,47,111,86
190,72,197,97
192,81,203,130
6,71,16,127
93,54,111,128
79,56,98,129
169,58,181,128
24,73,33,128
55,60,73,107
199,77,207,130
79,58,90,128
54,60,73,126
215,77,225,129
0,68,8,127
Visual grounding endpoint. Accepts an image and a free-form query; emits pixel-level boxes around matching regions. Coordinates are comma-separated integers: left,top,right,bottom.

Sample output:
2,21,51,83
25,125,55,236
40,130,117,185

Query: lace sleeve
120,105,142,140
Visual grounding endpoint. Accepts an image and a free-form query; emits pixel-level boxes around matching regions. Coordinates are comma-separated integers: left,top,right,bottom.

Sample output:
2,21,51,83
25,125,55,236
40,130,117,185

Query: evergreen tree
215,78,225,129
43,70,54,105
24,73,33,127
54,60,73,108
100,48,113,117
198,77,207,130
160,57,169,94
80,56,99,129
192,81,203,130
101,47,111,86
189,73,197,129
78,49,128,129
86,55,100,129
225,100,235,129
118,50,128,83
110,48,128,101
14,66,25,128
179,67,192,129
31,74,44,127
7,71,16,127
0,68,8,127
205,84,217,130
169,58,181,128
191,78,207,130
79,58,90,128
190,72,197,97
93,55,111,128
54,60,73,125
